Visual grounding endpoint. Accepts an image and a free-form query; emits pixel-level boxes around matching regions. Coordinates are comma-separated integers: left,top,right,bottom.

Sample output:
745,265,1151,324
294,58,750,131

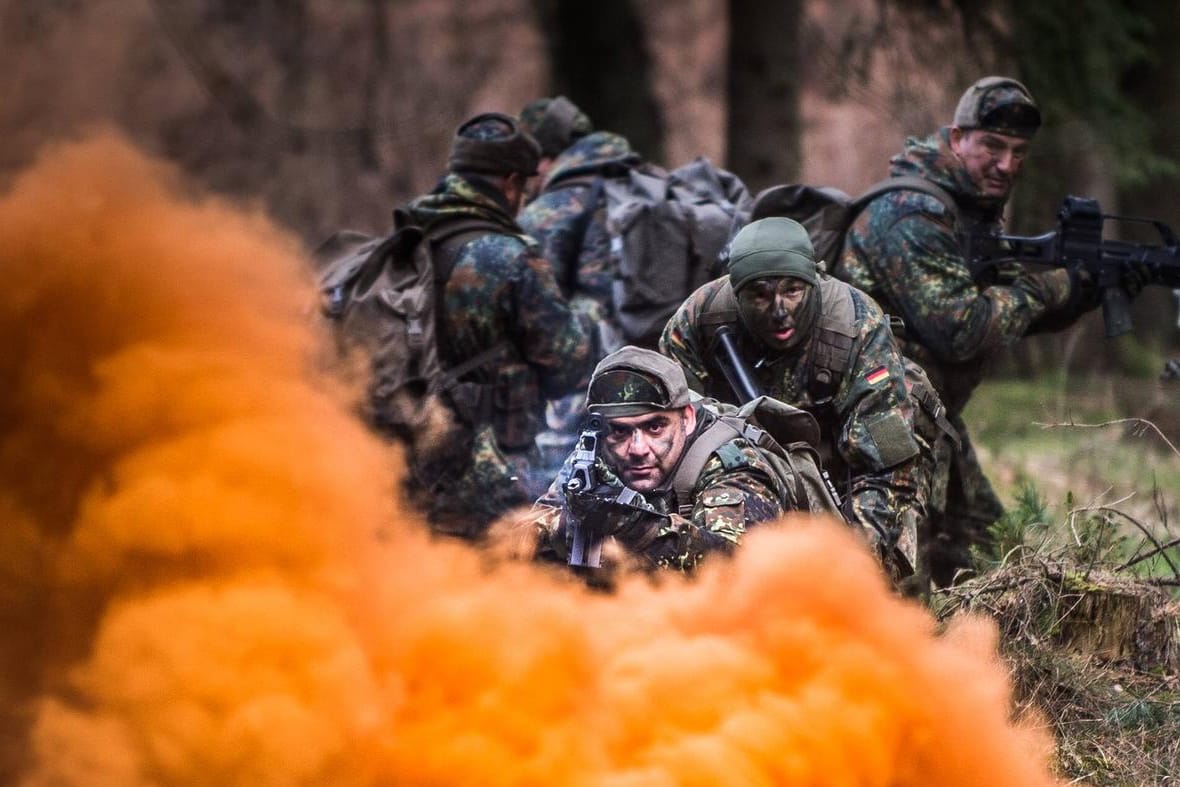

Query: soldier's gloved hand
601,488,670,549
1063,264,1102,312
565,487,615,524
1121,262,1153,301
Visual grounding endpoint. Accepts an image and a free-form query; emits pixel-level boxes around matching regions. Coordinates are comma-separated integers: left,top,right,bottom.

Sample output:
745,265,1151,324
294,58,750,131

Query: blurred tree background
1,0,1177,388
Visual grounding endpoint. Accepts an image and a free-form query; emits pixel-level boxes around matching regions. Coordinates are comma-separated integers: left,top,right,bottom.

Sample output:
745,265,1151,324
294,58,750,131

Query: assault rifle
564,413,605,567
965,196,1180,337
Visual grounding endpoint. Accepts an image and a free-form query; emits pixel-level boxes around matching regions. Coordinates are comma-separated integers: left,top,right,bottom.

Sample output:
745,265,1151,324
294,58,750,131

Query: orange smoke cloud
0,132,1064,786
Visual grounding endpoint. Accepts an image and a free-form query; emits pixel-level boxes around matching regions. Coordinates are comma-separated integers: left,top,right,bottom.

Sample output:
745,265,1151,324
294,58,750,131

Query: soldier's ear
948,125,968,155
681,404,698,436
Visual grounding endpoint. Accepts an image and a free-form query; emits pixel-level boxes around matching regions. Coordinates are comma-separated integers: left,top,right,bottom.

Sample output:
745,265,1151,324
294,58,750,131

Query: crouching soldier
531,346,840,573
660,217,949,582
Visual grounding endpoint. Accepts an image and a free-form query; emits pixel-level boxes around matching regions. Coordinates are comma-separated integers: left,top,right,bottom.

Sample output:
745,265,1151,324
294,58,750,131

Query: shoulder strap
850,176,962,228
425,217,513,284
564,176,606,293
697,281,739,328
671,417,746,516
809,279,857,401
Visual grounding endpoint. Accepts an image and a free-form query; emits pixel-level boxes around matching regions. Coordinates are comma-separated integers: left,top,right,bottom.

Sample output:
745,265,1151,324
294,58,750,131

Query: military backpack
671,397,844,519
748,176,961,277
551,157,753,349
314,211,508,449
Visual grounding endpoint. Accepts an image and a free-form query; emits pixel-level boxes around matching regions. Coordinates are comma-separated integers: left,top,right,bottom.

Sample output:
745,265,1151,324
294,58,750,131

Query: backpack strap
400,211,518,421
561,176,606,294
670,416,747,516
424,217,513,284
849,176,962,228
697,281,739,328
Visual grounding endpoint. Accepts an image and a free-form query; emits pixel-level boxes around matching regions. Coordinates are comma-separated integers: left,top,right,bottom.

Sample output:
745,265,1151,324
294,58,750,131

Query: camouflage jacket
840,128,1074,414
404,174,596,532
516,131,640,304
532,405,788,572
659,275,923,549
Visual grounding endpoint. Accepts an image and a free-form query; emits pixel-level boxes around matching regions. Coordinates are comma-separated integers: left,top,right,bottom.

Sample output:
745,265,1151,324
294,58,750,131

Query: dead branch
1034,416,1180,460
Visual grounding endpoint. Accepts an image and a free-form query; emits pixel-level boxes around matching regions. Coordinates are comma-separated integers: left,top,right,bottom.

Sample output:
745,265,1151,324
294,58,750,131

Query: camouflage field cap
727,216,818,292
449,112,542,176
953,76,1042,139
586,346,691,417
519,96,593,158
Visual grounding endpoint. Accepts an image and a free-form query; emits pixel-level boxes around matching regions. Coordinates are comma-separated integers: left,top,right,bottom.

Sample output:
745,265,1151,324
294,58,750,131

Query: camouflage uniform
531,346,792,573
515,131,642,480
517,130,640,320
840,80,1082,584
404,114,596,537
533,406,790,572
661,274,925,570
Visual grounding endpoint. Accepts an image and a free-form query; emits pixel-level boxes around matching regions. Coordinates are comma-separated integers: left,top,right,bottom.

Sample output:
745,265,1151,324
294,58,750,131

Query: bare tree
530,0,665,162
727,0,803,191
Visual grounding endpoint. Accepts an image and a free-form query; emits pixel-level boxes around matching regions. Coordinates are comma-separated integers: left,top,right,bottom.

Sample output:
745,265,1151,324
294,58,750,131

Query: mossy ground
947,374,1180,784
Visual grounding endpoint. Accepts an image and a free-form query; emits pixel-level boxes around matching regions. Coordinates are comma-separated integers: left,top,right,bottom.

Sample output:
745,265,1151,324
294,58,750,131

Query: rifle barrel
715,325,763,404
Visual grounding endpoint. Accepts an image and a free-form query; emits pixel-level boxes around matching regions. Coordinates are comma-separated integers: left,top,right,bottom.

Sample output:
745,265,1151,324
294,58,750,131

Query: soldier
838,76,1138,585
515,109,643,478
402,112,597,538
517,95,594,199
660,217,930,578
532,346,830,572
516,122,640,330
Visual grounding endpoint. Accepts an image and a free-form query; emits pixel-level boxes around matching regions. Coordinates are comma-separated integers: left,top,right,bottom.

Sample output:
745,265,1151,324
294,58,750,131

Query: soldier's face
736,276,811,352
950,128,1029,199
602,405,697,491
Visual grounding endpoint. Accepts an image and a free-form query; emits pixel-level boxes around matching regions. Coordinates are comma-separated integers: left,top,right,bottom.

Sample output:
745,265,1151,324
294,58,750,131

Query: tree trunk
726,0,802,191
530,0,665,163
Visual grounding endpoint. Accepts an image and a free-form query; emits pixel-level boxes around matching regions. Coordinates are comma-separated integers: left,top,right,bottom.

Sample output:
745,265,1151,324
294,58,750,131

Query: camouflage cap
727,217,817,292
448,112,542,176
586,346,691,417
519,96,593,158
953,76,1041,139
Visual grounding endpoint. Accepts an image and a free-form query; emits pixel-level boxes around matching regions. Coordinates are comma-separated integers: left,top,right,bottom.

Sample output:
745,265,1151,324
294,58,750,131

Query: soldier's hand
565,487,614,523
601,488,670,547
1063,264,1102,312
1121,262,1153,301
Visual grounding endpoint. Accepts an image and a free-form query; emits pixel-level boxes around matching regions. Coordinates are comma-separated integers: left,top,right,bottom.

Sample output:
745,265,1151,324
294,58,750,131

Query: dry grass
935,546,1180,784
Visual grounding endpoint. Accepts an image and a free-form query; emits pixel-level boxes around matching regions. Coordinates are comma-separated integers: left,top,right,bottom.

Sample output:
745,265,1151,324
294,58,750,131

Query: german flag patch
865,366,889,385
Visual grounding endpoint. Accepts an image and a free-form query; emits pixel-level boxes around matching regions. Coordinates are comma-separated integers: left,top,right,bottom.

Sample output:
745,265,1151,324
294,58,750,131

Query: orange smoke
0,132,1064,786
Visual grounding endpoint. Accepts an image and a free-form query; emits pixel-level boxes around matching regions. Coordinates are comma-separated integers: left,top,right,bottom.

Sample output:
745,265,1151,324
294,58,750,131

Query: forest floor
946,374,1180,785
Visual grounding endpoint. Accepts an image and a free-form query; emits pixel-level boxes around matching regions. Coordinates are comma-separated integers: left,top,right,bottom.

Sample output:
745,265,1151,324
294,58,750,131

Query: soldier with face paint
531,346,803,572
661,217,928,576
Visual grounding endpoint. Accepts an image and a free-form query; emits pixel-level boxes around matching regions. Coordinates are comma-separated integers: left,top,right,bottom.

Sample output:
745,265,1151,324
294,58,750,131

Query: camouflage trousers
919,413,1004,587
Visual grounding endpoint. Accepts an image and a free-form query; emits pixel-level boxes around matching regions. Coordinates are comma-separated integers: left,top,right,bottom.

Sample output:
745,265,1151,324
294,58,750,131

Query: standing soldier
661,217,931,579
402,112,597,537
516,100,642,477
839,76,1117,584
516,97,637,316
